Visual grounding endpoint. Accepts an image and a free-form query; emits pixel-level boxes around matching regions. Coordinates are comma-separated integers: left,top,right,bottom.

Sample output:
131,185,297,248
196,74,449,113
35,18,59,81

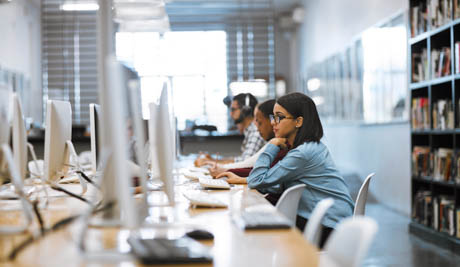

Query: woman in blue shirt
247,92,354,248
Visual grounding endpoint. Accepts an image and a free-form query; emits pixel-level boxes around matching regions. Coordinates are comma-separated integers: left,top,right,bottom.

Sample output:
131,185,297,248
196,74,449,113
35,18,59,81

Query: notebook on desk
127,236,213,264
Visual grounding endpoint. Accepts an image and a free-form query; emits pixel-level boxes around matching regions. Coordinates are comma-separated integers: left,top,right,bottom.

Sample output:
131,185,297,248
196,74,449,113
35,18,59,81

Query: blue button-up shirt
247,142,354,229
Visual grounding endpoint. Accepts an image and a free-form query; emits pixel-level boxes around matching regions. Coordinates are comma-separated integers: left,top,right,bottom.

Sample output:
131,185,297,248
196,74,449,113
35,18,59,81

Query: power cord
8,201,114,260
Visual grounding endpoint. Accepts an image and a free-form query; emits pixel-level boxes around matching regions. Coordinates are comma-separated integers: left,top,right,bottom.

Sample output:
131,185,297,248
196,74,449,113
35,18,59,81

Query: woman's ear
296,116,303,128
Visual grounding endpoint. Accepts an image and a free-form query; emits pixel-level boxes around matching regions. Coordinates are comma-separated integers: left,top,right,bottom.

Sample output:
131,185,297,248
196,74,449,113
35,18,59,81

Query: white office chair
303,198,334,248
275,184,306,223
319,216,378,267
353,173,375,216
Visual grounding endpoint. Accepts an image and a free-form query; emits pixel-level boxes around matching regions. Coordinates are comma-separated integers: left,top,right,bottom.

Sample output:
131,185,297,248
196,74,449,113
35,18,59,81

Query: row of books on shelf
432,47,451,78
433,99,455,129
412,146,460,182
412,49,429,82
411,98,458,130
411,0,460,38
412,43,460,82
431,0,453,29
412,191,460,238
411,1,428,38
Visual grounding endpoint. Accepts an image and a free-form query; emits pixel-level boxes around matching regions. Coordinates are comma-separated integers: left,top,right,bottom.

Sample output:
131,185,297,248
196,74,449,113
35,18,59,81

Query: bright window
116,31,228,131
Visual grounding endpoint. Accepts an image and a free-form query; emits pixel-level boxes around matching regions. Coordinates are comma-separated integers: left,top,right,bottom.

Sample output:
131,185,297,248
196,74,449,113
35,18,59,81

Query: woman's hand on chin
269,138,288,149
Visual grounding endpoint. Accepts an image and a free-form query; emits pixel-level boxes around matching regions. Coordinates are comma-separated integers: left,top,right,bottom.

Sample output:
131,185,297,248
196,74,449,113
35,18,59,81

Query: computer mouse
185,229,214,240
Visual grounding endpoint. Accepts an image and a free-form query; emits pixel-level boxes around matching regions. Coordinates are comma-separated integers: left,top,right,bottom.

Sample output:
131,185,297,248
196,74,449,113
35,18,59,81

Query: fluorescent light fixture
60,2,99,11
118,17,170,32
307,78,321,91
114,0,166,21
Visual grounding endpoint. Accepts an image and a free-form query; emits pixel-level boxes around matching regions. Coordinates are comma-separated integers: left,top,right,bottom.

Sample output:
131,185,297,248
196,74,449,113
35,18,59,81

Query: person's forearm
216,158,234,164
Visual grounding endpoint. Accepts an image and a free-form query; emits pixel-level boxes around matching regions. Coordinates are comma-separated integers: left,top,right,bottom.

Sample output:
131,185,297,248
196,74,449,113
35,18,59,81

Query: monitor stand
27,142,50,206
77,150,144,262
0,144,34,235
65,140,88,195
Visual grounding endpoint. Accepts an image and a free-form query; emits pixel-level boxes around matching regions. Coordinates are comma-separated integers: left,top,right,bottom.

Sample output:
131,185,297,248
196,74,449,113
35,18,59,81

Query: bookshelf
409,0,460,253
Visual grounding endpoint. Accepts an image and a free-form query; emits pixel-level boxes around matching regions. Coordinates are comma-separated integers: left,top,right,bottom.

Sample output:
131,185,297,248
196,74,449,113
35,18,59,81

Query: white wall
322,123,411,215
0,0,41,122
297,0,411,215
274,25,292,92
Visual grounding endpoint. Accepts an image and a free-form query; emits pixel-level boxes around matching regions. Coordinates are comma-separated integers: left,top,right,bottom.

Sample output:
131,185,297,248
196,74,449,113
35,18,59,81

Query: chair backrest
353,173,375,216
303,198,334,247
275,184,306,223
321,216,378,267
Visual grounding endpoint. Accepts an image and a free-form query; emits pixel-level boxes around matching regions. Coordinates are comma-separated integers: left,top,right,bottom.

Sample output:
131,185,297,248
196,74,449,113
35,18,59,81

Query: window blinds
42,0,98,125
41,0,276,125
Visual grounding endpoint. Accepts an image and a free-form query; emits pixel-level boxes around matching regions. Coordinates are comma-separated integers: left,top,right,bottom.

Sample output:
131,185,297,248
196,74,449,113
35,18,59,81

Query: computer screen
43,100,72,182
89,103,101,173
0,85,10,145
12,93,28,181
155,83,175,205
0,85,11,180
97,56,138,228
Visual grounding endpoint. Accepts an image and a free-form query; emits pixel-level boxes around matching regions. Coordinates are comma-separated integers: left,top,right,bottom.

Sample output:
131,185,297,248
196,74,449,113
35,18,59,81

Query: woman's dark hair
276,92,323,147
257,99,276,118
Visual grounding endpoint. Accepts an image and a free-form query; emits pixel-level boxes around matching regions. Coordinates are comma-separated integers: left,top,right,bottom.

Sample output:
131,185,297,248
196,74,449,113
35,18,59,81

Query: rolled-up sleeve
247,144,307,190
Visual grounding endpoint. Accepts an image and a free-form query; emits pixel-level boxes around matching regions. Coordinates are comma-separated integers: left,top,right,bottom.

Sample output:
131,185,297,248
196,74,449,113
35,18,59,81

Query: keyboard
127,236,213,264
188,166,210,175
199,178,230,189
183,191,228,208
182,170,212,181
232,211,293,230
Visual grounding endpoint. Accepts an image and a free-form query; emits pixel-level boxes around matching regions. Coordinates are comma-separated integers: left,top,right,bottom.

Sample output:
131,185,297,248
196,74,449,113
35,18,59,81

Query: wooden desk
0,178,318,266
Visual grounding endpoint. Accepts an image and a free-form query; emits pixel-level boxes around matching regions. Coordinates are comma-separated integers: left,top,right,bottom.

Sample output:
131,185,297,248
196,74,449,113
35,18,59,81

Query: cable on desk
8,201,115,260
50,185,91,204
76,171,100,189
32,200,45,235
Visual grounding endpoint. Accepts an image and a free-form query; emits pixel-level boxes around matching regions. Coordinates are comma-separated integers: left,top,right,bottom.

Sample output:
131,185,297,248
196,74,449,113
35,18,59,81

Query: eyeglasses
269,114,294,124
230,107,240,112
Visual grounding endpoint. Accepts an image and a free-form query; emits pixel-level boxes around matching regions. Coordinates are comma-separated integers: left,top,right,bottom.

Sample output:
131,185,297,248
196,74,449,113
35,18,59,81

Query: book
433,197,439,230
412,190,433,226
433,148,453,181
432,99,454,130
412,146,431,177
456,152,460,183
439,197,455,235
411,97,430,129
455,42,460,74
457,209,460,238
411,1,428,37
455,0,460,18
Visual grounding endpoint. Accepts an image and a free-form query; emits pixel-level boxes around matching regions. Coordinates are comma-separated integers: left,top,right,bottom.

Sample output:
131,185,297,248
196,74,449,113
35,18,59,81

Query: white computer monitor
96,56,138,228
12,93,28,181
0,86,10,173
0,85,10,145
44,100,72,182
0,144,34,234
127,79,149,206
89,103,101,173
154,83,175,205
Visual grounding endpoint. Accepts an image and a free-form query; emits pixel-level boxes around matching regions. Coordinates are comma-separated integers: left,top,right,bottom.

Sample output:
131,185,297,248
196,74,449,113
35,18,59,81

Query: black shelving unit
409,0,460,254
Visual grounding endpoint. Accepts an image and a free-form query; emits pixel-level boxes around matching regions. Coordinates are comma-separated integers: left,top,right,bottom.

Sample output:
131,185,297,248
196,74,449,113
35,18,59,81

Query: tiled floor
344,173,460,267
